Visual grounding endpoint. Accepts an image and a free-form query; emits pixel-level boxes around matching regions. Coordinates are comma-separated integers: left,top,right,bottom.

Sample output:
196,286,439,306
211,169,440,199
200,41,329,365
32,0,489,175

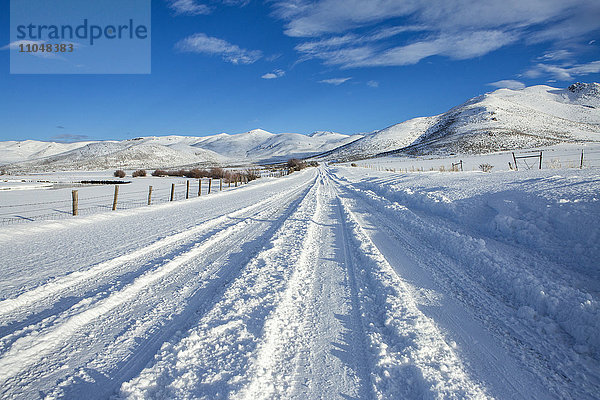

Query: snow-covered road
0,165,598,399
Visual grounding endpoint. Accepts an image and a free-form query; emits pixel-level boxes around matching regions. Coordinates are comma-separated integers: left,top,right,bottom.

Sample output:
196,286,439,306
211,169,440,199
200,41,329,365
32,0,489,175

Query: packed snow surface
0,164,598,399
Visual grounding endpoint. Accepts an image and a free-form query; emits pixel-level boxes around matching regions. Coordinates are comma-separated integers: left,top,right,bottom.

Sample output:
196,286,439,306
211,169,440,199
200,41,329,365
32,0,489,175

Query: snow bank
333,165,600,358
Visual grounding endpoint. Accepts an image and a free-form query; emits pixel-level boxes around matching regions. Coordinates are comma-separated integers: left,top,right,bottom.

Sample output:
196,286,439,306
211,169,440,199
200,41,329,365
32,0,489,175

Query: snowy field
0,170,258,225
0,162,599,399
346,143,600,172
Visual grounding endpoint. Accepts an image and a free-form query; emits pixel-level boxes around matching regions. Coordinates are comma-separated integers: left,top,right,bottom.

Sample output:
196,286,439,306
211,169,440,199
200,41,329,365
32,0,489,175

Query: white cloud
537,50,573,61
176,33,262,64
487,80,526,90
298,30,517,68
274,0,598,38
168,0,211,15
272,0,600,68
168,0,250,15
367,80,379,88
319,77,351,85
262,69,286,79
525,60,600,80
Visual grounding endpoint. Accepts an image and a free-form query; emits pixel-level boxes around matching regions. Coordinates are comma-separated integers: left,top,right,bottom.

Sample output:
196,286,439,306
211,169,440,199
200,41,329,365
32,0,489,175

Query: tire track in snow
329,167,490,399
330,170,600,399
236,170,373,400
0,180,309,331
0,173,317,399
119,169,325,399
234,171,332,399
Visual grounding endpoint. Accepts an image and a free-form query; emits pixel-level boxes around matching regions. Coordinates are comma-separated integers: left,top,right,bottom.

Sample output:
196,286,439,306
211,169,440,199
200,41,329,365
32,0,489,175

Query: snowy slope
0,130,359,171
318,82,600,161
192,129,277,159
0,140,95,164
247,131,362,162
316,117,433,161
396,82,600,156
0,164,598,399
3,142,225,171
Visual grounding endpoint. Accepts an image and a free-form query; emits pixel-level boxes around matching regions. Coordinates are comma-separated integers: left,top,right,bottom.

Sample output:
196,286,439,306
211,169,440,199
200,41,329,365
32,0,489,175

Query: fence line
353,147,600,173
0,176,257,226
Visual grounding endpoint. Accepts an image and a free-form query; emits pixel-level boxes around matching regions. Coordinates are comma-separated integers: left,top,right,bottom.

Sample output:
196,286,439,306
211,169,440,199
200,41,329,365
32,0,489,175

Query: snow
3,83,598,172
0,170,237,225
317,82,600,161
0,160,598,399
0,130,361,172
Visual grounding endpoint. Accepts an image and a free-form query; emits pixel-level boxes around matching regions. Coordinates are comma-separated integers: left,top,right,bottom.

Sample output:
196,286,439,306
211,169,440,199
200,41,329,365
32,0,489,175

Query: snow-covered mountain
318,82,600,161
315,118,434,161
0,140,97,164
6,142,228,171
2,83,598,170
0,130,360,172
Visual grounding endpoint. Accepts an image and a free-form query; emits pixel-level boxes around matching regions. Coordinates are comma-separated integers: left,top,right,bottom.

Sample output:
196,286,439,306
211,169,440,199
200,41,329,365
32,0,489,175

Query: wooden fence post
580,149,584,169
539,151,543,169
512,152,518,171
72,190,78,216
186,180,190,199
198,179,202,196
148,186,153,205
208,179,212,194
112,185,119,211
220,178,222,191
170,183,175,201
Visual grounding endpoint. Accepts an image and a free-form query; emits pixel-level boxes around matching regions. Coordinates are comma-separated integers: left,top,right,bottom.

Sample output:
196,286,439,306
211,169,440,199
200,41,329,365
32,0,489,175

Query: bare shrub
245,168,261,181
351,163,358,167
184,168,204,178
152,169,167,177
165,170,185,177
114,169,126,178
132,169,147,177
479,163,493,173
227,171,242,183
287,158,306,172
208,167,224,179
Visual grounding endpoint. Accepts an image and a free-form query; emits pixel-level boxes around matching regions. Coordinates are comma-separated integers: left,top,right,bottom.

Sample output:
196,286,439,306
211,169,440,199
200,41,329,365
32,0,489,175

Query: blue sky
1,0,599,142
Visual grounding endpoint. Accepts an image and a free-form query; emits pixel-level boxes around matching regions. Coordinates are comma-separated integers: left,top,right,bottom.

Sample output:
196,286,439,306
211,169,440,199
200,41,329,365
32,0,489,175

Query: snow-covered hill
316,118,434,161
2,83,598,170
0,140,95,165
318,82,600,161
0,130,359,172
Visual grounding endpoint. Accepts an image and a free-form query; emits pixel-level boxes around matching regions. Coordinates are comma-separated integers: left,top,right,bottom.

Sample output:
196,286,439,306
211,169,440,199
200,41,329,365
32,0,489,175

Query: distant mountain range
0,130,361,172
1,83,598,171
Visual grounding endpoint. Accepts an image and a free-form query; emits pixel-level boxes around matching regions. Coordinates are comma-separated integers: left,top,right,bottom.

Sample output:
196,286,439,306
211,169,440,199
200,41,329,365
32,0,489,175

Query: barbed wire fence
357,148,600,172
0,178,231,226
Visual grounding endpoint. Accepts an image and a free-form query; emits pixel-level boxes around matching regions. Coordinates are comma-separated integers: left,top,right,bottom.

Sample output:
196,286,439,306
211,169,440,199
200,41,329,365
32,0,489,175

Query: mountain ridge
2,82,599,171
315,82,600,161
